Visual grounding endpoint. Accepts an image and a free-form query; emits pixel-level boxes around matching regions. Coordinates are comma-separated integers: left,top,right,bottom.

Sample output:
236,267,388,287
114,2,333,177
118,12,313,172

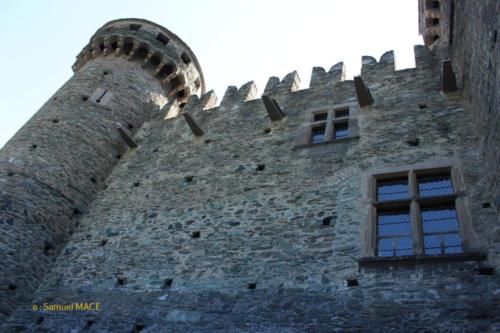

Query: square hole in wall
156,33,169,45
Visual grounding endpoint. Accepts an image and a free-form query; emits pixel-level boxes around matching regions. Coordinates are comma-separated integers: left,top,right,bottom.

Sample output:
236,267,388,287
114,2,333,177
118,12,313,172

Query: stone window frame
361,160,480,263
294,102,359,148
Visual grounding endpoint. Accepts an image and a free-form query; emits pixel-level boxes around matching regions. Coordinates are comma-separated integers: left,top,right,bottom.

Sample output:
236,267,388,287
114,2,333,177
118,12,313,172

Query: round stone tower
0,18,204,320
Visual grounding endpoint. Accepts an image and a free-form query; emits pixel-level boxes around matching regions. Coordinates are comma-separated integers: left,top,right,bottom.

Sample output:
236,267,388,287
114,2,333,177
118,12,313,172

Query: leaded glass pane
421,206,462,255
421,207,458,233
418,174,453,197
378,237,412,257
377,179,409,201
377,210,412,257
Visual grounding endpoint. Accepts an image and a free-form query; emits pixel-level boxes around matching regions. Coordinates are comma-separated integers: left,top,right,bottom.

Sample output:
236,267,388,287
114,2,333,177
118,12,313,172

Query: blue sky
0,0,422,148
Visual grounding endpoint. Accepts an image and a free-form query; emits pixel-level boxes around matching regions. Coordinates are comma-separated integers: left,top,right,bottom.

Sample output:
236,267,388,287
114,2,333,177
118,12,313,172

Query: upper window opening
417,173,453,197
313,113,328,122
130,24,142,31
377,179,409,201
335,109,349,118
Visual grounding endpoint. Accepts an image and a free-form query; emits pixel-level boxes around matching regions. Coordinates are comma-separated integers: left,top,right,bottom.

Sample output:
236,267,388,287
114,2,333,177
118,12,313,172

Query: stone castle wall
3,45,499,332
419,0,500,214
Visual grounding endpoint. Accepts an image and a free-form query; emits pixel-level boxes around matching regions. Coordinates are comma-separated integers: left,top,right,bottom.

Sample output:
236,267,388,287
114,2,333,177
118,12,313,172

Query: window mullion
324,111,334,141
409,171,423,255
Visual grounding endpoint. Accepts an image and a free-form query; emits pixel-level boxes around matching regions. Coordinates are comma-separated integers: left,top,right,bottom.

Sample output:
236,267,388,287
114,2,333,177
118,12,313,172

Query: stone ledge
293,135,360,150
358,252,487,267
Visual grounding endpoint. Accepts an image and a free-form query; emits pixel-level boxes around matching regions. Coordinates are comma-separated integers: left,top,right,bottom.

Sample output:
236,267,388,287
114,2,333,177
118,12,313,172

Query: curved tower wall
0,19,204,320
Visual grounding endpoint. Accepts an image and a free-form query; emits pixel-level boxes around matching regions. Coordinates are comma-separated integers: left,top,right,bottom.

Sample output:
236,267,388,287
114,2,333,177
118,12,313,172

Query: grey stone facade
1,4,499,332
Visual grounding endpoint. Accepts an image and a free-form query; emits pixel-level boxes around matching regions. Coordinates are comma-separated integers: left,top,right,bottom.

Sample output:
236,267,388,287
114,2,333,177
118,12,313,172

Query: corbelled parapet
72,18,205,103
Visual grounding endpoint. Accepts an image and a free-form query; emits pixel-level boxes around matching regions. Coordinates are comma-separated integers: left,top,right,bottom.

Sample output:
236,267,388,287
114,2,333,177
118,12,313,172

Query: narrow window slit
95,90,108,104
477,267,494,276
191,231,200,239
247,282,257,289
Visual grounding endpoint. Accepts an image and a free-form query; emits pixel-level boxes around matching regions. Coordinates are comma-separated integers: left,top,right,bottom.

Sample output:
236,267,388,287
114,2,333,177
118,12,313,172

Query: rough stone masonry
1,1,499,332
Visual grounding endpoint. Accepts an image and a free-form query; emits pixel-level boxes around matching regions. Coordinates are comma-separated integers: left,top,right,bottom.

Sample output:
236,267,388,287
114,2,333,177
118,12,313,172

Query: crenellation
310,62,346,90
182,90,218,114
263,71,300,101
220,81,258,108
361,51,395,76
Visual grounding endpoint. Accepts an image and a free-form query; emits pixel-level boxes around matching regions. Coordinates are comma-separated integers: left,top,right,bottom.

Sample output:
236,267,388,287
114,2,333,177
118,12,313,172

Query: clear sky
0,0,422,149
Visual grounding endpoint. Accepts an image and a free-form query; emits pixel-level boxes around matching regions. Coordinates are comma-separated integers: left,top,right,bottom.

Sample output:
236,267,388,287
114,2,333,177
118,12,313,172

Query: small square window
335,109,349,118
417,173,453,197
313,113,328,122
333,122,348,139
377,179,409,201
311,125,326,144
295,104,358,148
